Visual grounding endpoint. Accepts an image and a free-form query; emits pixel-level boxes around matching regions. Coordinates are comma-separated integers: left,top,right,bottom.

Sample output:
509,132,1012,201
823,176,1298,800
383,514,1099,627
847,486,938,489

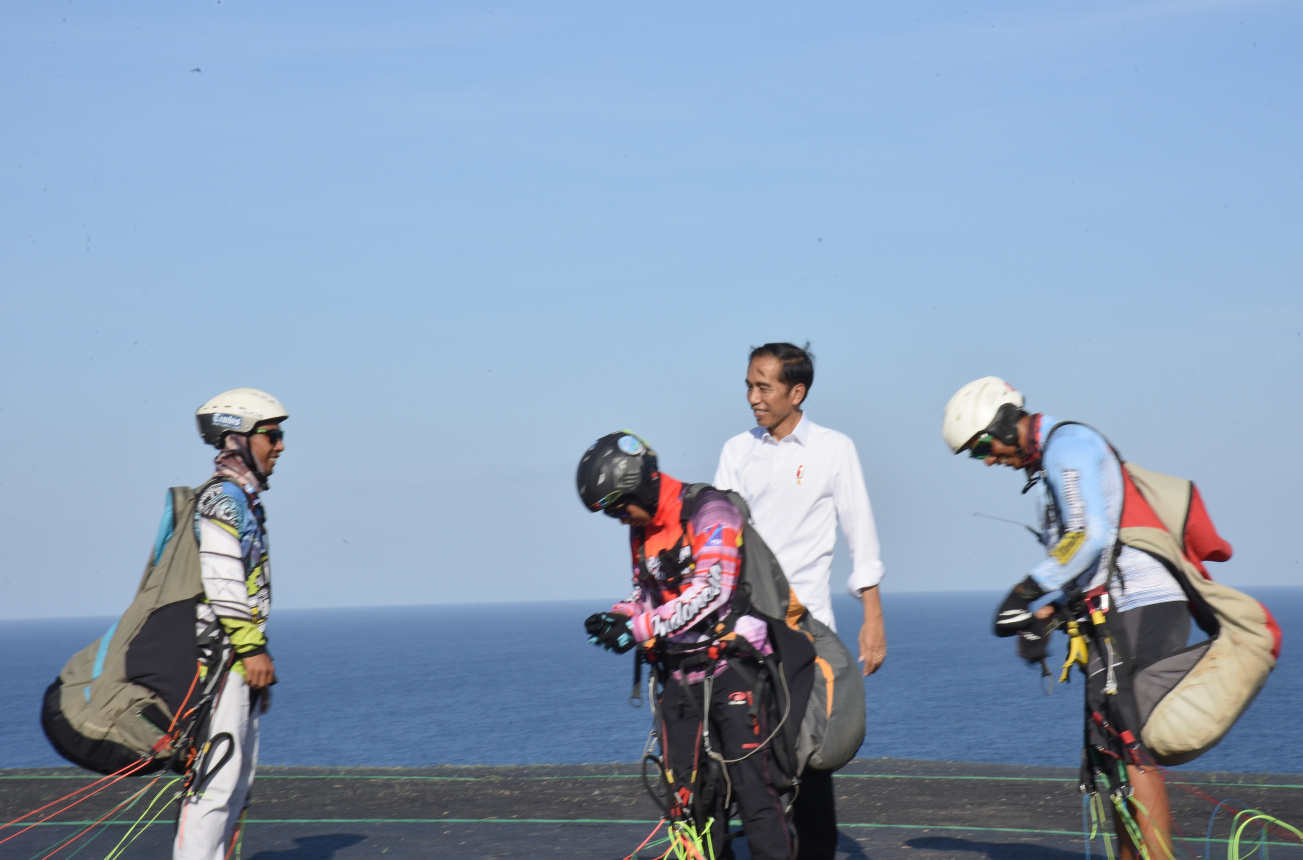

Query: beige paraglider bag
1117,463,1280,766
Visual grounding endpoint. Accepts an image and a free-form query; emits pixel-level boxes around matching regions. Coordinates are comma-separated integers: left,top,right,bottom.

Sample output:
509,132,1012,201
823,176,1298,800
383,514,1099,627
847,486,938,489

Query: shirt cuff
846,564,885,597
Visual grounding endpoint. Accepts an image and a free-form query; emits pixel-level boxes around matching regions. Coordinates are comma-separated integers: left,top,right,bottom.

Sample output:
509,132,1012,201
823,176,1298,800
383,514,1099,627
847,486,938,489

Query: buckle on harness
1084,586,1110,626
707,631,744,662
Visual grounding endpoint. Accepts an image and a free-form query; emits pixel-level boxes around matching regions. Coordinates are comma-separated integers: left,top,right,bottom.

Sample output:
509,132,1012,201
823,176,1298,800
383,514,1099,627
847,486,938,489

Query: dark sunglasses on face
602,496,636,520
968,433,996,459
255,427,284,445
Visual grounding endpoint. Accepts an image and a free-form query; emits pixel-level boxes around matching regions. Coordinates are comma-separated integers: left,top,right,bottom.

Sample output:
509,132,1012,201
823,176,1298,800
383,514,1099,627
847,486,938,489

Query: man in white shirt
714,342,886,860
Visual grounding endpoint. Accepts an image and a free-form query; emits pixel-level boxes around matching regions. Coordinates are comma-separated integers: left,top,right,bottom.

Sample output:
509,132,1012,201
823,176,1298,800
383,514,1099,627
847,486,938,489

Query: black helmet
576,431,660,516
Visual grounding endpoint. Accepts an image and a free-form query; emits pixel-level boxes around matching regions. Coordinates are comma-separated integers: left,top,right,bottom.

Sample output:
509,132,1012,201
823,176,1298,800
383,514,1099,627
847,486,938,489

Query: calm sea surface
2,589,1299,774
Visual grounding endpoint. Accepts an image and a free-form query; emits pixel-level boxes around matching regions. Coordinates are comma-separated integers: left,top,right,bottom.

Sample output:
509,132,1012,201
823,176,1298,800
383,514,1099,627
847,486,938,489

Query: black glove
1017,603,1064,672
584,612,636,654
1017,615,1053,663
994,576,1046,638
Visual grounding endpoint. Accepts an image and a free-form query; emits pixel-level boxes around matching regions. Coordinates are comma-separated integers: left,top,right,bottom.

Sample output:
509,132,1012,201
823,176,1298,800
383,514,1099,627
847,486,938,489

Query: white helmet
196,388,289,448
942,377,1024,454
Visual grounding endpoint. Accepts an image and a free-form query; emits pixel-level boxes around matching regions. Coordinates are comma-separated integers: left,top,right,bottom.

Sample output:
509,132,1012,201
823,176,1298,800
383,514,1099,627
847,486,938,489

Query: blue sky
2,1,1299,620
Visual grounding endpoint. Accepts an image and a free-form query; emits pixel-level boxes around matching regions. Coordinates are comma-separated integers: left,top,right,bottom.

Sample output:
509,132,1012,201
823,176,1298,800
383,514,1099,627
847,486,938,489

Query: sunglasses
602,497,632,519
968,433,996,460
254,427,285,445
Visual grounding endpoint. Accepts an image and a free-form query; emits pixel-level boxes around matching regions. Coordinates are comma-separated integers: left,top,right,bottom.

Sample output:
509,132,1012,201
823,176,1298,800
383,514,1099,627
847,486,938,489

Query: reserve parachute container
41,483,218,775
683,484,866,773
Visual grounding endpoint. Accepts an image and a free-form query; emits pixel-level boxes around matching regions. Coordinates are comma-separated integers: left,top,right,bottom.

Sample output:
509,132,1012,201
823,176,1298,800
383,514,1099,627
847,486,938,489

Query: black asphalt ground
3,759,1300,859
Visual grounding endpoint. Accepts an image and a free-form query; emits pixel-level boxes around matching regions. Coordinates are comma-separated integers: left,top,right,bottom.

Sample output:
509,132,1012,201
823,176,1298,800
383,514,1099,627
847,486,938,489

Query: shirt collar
762,413,809,446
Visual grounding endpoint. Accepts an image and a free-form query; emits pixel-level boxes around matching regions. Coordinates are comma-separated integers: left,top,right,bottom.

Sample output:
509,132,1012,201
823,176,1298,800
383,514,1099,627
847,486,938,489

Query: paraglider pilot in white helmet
176,388,287,860
944,376,1188,860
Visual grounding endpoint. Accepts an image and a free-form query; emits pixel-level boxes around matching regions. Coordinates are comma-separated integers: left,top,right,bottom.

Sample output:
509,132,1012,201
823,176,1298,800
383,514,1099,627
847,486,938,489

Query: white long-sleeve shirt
714,415,885,630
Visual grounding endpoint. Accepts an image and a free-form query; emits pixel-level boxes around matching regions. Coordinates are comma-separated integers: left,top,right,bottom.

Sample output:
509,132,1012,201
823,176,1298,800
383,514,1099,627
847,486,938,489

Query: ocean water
2,588,1300,774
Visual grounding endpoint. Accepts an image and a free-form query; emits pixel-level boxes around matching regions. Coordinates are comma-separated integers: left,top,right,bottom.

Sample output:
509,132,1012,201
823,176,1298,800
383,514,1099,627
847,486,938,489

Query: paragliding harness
637,632,802,859
38,478,251,800
1032,424,1282,850
629,483,864,858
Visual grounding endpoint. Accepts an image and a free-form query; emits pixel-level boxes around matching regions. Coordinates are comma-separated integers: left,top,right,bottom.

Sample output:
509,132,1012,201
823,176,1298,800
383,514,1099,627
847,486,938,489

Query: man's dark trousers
793,768,837,860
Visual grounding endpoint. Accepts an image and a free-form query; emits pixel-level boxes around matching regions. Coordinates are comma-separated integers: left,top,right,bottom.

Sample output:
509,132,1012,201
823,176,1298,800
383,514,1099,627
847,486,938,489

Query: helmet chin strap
249,447,270,485
238,432,269,482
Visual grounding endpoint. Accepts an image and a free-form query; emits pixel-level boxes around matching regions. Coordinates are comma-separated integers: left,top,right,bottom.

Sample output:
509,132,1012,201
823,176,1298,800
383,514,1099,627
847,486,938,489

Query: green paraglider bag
41,483,213,775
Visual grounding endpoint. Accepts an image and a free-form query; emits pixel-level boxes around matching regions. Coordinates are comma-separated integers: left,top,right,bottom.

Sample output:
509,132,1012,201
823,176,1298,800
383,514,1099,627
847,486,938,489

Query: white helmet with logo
942,377,1024,454
196,388,289,448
